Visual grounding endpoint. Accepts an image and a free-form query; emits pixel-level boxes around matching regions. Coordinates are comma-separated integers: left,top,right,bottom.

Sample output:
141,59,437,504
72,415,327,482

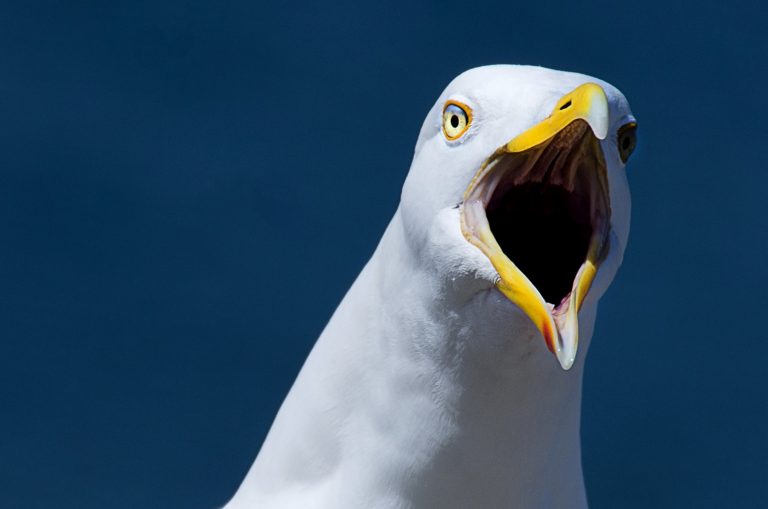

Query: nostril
559,100,572,110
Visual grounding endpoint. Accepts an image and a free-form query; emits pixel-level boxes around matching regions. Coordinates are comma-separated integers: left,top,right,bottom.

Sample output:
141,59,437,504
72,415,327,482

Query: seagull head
400,65,637,370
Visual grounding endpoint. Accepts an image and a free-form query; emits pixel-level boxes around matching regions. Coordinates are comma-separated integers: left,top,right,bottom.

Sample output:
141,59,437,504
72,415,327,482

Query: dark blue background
1,1,766,507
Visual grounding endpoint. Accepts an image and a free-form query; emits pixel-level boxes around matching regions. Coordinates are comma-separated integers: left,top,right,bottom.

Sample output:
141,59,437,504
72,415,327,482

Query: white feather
226,65,633,509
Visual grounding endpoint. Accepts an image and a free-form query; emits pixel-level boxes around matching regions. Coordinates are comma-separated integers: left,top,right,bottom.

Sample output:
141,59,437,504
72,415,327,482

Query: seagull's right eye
442,101,472,140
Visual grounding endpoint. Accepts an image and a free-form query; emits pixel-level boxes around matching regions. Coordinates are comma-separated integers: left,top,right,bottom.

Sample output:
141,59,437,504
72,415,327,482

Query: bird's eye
442,101,472,140
617,122,637,163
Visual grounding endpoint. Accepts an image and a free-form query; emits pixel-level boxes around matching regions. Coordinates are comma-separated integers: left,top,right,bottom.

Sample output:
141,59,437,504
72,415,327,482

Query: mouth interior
486,181,591,306
475,120,606,309
459,116,611,367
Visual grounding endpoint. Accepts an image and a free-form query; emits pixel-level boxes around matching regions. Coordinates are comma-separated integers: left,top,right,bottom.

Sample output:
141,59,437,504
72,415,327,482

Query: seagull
225,65,637,509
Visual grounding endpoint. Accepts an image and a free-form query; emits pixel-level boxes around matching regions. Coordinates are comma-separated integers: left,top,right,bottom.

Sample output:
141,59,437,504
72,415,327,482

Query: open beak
460,83,611,370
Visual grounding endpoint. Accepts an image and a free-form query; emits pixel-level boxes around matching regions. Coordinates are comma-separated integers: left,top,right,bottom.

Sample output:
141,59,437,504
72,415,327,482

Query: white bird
225,65,637,509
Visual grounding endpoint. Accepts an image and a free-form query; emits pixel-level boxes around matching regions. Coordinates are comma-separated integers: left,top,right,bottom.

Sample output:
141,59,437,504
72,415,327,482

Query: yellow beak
460,83,610,370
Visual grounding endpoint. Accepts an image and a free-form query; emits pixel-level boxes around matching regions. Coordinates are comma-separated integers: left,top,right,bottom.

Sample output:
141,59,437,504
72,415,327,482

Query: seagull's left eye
442,101,472,140
617,122,637,163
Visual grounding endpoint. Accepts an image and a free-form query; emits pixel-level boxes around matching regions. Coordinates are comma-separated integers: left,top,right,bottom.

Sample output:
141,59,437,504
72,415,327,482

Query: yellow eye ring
442,100,472,140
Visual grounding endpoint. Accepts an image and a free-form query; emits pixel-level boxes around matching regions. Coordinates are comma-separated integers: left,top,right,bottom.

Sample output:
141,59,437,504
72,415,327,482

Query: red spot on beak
543,326,557,354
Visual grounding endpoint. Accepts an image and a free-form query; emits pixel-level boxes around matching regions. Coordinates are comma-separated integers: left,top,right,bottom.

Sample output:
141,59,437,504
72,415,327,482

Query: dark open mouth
486,182,591,306
460,118,611,318
484,121,605,308
459,84,614,369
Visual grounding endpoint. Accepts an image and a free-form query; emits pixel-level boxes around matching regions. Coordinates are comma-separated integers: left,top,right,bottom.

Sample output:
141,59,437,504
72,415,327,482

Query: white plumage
226,65,635,509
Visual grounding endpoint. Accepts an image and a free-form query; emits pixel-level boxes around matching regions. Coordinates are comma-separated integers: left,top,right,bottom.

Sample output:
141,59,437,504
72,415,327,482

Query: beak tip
556,351,576,371
592,123,609,141
591,117,609,141
553,323,579,371
585,84,610,140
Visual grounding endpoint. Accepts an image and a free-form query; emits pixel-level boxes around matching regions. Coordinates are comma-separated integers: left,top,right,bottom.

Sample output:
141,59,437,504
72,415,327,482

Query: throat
395,312,589,507
232,216,591,509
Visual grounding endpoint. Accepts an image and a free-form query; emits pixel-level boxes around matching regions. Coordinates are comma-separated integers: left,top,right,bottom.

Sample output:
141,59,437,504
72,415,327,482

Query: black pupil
622,135,631,151
450,114,459,128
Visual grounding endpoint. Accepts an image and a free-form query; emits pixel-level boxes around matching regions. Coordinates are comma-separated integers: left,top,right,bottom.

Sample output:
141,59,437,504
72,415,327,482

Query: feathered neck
227,209,592,509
